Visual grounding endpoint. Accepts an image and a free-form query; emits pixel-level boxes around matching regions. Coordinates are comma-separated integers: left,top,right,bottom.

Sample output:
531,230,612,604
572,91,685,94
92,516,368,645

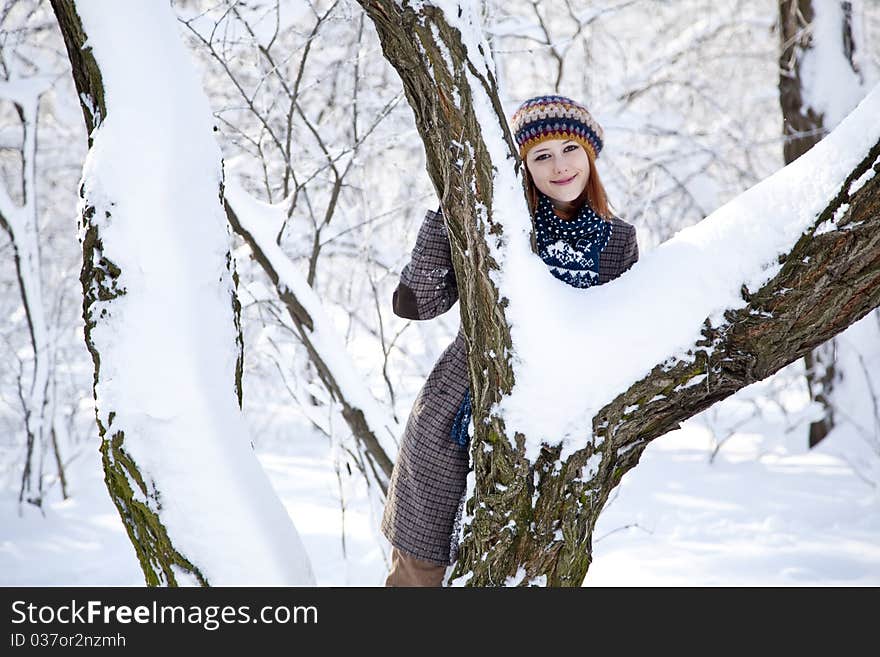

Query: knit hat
511,95,604,161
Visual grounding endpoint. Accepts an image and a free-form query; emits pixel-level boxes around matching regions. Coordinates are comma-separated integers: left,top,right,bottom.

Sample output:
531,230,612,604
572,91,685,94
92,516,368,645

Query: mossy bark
357,0,880,586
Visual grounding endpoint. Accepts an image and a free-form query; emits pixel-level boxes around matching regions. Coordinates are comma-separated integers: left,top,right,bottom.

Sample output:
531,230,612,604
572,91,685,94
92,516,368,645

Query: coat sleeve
392,207,459,320
621,224,639,274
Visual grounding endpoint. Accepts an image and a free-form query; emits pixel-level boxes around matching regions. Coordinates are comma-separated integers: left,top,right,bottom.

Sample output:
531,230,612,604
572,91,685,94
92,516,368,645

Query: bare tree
223,194,396,493
0,0,71,508
779,0,870,447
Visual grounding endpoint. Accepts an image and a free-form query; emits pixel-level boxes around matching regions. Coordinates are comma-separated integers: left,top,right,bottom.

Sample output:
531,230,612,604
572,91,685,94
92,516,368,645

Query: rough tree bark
779,0,866,447
780,0,824,164
357,0,880,586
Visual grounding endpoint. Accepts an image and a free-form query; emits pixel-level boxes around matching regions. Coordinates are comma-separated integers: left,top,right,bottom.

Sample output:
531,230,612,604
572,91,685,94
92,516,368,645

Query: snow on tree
50,0,314,585
0,0,869,587
779,0,876,447
223,178,398,495
355,0,880,586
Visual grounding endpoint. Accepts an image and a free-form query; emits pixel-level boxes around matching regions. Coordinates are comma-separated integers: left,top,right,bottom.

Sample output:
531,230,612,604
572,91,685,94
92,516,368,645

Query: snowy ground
1,364,878,587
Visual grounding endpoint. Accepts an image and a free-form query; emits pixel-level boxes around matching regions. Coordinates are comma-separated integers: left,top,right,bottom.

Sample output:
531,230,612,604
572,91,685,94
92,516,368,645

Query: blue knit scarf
449,192,612,447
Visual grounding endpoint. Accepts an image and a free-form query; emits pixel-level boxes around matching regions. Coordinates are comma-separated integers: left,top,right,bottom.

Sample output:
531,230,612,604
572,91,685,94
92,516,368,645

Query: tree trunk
357,0,880,586
779,0,822,164
52,0,206,584
51,0,313,586
779,0,867,447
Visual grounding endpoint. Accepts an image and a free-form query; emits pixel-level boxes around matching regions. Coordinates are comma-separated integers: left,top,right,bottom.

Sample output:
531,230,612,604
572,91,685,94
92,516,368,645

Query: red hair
524,147,613,221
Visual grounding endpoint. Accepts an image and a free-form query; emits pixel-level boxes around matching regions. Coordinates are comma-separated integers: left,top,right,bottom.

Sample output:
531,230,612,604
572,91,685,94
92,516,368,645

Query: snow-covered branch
224,177,398,494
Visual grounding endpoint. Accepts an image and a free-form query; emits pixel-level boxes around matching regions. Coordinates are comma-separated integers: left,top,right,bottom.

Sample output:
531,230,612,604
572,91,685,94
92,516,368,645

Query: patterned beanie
511,95,604,161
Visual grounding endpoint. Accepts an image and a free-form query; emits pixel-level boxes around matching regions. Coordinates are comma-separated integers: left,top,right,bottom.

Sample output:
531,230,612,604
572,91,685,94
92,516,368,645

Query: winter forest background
1,0,879,585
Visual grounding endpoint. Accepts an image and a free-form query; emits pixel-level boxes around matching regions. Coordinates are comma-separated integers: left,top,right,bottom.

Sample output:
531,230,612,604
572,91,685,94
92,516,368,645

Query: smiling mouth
551,174,576,184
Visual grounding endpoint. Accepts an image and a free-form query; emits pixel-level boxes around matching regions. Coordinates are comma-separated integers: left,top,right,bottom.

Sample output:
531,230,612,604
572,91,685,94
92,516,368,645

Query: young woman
381,95,639,586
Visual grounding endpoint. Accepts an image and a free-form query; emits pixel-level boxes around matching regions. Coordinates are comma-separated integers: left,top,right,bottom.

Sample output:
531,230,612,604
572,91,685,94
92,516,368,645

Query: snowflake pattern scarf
533,189,613,288
450,192,613,447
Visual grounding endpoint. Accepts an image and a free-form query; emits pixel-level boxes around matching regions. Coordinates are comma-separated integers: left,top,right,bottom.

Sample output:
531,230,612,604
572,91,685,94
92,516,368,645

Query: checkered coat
380,207,640,565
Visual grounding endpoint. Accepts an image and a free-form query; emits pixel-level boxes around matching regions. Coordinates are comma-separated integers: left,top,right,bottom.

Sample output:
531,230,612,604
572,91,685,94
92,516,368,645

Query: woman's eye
532,146,576,162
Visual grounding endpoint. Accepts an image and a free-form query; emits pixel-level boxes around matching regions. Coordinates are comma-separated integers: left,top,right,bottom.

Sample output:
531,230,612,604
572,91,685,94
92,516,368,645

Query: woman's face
525,139,590,204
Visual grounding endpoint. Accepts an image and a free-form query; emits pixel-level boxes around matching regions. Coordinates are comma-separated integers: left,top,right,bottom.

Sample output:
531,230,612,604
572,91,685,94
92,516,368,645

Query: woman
381,95,639,586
